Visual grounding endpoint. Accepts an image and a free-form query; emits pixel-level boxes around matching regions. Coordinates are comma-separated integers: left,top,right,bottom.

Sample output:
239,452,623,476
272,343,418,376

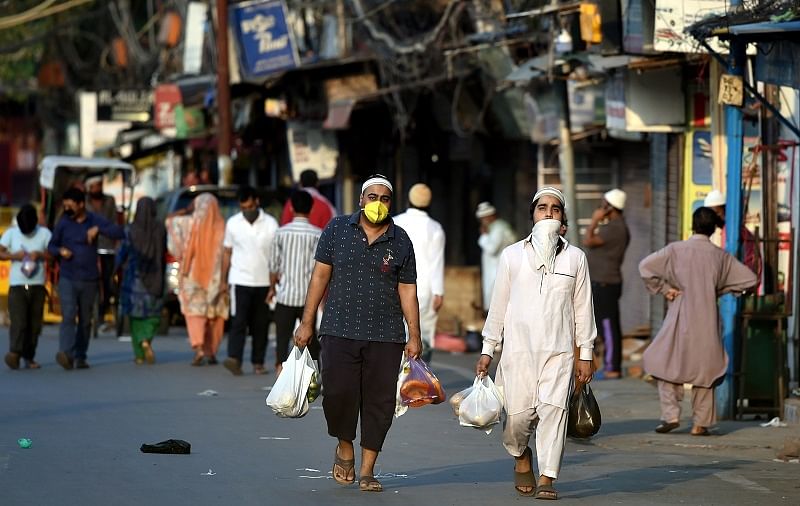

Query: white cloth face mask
531,218,562,273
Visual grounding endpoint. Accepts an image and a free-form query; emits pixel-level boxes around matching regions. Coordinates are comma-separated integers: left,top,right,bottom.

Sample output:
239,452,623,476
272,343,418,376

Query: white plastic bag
265,346,318,418
449,384,476,417
458,375,504,434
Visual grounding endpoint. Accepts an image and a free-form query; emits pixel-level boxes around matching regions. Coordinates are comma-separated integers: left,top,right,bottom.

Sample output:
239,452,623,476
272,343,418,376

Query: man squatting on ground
293,174,422,493
477,186,596,500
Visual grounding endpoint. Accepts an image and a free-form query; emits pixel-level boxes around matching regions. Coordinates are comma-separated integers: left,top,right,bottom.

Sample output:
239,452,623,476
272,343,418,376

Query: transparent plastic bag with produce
265,346,318,418
458,375,504,434
399,356,446,408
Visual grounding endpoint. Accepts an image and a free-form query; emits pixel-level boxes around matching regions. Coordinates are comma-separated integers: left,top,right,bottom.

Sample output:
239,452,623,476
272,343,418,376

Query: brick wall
437,266,483,335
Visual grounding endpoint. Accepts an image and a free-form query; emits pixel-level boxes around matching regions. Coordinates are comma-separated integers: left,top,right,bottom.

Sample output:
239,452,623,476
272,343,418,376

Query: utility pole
548,0,578,245
718,0,745,419
557,79,578,246
215,0,233,184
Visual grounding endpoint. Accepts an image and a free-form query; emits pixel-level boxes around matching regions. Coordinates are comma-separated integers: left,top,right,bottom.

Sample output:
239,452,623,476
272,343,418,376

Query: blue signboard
230,0,299,79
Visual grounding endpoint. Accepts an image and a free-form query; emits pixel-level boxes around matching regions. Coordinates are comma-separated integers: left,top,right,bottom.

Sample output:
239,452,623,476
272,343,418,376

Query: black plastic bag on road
567,383,601,438
140,439,191,454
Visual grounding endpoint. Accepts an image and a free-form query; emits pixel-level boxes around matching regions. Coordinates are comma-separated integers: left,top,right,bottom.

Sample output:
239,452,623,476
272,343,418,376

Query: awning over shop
729,20,800,35
503,52,645,83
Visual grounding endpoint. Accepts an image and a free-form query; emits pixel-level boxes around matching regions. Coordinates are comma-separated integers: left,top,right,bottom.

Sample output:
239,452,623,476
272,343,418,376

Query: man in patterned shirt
294,174,422,493
268,190,322,375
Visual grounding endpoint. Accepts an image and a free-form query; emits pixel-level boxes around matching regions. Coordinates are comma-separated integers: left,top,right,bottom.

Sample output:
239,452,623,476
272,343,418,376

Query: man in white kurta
477,187,596,499
393,184,445,362
475,202,516,312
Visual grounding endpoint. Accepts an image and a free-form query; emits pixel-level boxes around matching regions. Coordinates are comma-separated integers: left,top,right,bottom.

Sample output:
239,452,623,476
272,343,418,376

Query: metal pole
215,0,233,184
717,27,746,419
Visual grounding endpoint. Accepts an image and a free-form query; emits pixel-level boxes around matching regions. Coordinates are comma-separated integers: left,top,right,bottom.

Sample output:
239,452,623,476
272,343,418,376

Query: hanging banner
523,91,559,144
154,84,182,130
287,121,338,181
229,0,299,79
654,0,728,54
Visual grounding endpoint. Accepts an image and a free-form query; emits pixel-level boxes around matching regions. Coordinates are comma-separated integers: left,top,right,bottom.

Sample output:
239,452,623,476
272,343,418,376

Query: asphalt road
2,325,799,505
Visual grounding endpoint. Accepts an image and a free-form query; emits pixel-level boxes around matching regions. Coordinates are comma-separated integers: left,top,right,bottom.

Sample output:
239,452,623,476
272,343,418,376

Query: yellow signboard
682,129,713,239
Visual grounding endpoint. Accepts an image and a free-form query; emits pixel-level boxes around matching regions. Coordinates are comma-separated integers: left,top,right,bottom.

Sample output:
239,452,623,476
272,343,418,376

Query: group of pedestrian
2,168,760,500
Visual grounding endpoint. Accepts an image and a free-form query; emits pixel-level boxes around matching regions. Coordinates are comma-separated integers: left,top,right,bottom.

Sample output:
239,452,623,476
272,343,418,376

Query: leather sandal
359,475,383,492
535,483,558,500
655,421,680,433
332,445,355,485
514,447,536,496
142,341,156,364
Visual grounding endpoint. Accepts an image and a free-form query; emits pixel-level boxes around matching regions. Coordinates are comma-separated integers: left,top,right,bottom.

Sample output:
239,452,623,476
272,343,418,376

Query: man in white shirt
222,186,279,375
393,183,445,362
475,201,516,312
1,204,51,370
476,187,596,500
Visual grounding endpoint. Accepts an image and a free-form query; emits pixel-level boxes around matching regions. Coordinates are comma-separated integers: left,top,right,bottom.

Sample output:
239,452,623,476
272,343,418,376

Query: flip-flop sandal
359,475,383,492
332,445,355,485
655,421,680,433
514,447,536,496
142,343,156,364
535,484,558,500
691,427,710,436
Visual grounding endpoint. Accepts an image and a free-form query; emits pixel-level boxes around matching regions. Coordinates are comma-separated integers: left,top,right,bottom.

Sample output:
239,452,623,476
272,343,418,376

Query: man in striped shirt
268,190,322,374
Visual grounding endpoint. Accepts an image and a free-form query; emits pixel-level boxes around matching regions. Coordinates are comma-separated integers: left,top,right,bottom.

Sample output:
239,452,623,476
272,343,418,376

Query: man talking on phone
583,189,629,379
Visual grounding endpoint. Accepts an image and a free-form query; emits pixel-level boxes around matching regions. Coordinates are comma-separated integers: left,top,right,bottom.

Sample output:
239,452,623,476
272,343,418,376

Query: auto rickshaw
38,156,135,329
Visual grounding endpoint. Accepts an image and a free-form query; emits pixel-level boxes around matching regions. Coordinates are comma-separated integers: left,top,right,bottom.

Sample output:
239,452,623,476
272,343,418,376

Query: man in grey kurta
639,207,757,435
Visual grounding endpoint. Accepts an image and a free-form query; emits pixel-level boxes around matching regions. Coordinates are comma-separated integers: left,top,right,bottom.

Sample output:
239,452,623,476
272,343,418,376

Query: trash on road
140,439,191,454
117,336,132,343
196,390,219,397
201,469,216,476
17,438,32,449
760,416,787,428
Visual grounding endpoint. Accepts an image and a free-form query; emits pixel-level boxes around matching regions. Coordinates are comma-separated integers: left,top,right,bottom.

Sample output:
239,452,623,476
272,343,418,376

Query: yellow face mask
363,200,389,224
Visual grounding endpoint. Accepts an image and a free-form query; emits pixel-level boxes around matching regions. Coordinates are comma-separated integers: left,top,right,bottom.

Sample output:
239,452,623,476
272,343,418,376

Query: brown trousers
657,380,715,427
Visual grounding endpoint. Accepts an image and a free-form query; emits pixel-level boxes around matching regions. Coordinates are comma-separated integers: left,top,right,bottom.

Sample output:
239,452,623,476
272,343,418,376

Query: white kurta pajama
478,219,517,309
393,208,445,347
482,237,596,479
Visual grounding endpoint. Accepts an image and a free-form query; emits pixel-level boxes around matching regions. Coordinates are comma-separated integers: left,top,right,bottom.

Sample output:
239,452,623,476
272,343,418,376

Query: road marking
714,471,771,493
259,436,290,440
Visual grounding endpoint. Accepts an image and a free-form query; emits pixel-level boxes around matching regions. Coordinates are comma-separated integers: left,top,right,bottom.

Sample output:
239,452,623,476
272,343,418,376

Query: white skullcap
532,187,566,207
475,201,496,218
361,174,393,194
604,188,627,210
85,175,103,186
704,189,726,207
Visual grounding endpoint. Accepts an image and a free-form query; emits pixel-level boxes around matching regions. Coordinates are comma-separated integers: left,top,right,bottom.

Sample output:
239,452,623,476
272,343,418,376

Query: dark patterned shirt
315,211,416,343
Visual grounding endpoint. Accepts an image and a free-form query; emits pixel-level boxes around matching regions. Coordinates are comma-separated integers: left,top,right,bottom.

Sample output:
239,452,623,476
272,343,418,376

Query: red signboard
154,84,182,129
